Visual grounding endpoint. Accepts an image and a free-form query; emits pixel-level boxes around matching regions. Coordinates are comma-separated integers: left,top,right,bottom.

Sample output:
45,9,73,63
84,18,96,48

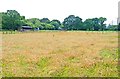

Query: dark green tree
74,16,82,30
40,23,54,30
92,18,100,31
25,18,41,29
63,15,82,30
50,19,61,30
83,19,94,31
2,10,23,30
40,18,50,24
99,17,107,31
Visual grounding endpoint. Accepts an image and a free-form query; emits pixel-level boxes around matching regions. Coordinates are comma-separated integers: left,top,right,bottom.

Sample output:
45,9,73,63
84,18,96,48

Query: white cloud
0,0,119,24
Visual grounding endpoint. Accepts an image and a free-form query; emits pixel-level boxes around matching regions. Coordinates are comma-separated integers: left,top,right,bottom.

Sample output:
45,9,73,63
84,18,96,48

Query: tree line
0,10,119,31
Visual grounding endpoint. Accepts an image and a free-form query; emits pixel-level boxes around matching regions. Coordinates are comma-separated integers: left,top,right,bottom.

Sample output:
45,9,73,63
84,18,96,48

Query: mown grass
1,31,118,77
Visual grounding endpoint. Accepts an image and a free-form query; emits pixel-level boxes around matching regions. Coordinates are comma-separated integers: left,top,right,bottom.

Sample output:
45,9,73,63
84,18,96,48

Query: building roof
21,26,32,29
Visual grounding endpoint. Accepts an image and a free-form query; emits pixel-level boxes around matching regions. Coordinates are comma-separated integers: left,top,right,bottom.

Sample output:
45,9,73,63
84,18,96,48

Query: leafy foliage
62,15,82,30
1,10,118,31
2,10,24,30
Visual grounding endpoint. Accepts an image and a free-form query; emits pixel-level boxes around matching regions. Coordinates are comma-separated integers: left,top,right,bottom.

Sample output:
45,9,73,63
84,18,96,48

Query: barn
20,26,33,32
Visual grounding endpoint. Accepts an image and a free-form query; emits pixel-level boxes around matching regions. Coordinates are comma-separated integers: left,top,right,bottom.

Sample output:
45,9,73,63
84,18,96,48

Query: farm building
19,26,33,31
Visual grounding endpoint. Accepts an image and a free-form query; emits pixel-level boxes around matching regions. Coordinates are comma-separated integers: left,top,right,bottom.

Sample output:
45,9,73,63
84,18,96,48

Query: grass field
1,31,118,77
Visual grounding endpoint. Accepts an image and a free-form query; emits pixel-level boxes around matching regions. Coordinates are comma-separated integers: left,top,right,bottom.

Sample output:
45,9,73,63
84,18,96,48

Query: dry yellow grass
2,31,118,77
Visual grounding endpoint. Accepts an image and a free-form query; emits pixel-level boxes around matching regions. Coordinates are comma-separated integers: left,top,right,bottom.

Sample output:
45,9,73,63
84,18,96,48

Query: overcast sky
0,0,119,25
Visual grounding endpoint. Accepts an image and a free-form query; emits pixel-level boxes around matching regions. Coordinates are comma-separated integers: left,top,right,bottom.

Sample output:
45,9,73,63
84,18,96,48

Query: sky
0,0,119,25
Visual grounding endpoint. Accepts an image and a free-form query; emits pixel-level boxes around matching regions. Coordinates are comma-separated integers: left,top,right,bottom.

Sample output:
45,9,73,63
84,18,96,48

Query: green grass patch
19,55,29,67
3,71,15,77
99,48,118,60
36,57,51,69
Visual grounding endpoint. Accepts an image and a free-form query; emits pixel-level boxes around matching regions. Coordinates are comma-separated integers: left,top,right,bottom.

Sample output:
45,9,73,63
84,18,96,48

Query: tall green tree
50,19,61,30
99,17,107,31
92,18,100,31
25,18,41,28
2,10,23,30
40,18,50,24
63,15,82,30
74,16,82,30
83,19,94,31
40,23,54,30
